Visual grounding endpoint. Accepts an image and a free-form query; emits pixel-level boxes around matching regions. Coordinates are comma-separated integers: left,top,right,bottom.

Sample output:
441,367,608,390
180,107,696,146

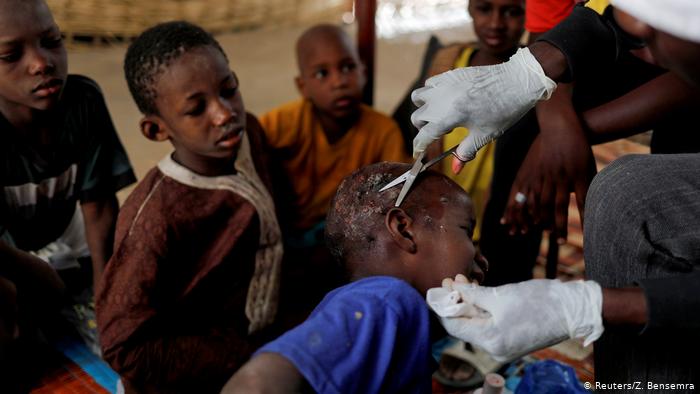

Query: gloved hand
427,279,604,362
410,47,556,170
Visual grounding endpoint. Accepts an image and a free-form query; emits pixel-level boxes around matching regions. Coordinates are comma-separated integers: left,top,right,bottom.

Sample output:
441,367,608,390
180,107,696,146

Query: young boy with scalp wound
96,21,282,393
0,0,135,374
223,162,487,394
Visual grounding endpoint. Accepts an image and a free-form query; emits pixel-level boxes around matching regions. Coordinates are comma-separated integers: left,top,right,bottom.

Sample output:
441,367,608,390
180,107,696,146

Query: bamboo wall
47,0,349,43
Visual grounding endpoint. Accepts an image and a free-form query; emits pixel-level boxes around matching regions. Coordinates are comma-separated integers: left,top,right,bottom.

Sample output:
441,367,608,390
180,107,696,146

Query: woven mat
30,338,117,394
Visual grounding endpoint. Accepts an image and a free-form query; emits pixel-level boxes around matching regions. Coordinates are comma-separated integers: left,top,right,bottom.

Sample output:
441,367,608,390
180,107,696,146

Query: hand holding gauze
427,278,604,362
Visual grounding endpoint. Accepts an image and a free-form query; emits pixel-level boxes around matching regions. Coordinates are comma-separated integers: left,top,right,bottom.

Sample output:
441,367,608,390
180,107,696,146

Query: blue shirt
257,276,434,394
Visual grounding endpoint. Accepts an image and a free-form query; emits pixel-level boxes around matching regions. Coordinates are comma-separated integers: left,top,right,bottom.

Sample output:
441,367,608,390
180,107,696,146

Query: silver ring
514,192,527,204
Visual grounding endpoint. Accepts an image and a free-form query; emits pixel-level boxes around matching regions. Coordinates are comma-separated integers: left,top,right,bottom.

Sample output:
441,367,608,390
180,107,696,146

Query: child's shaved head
327,162,483,293
124,21,227,115
295,24,358,73
326,162,472,263
293,23,364,122
326,162,401,265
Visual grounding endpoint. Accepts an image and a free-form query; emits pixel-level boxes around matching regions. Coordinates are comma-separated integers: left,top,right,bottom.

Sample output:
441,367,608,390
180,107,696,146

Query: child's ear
295,76,308,98
385,207,417,253
139,116,169,142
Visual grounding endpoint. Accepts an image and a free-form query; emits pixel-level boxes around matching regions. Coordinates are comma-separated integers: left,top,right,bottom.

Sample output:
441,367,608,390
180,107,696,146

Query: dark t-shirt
0,74,135,251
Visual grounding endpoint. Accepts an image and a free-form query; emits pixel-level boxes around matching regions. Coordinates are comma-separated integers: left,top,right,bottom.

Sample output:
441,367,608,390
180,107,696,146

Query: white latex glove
411,47,556,162
427,279,604,362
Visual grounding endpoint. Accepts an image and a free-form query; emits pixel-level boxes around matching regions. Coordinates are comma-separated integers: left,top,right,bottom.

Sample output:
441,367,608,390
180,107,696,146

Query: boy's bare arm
221,353,308,394
584,72,700,143
529,41,568,81
602,287,647,326
106,332,278,392
81,195,119,287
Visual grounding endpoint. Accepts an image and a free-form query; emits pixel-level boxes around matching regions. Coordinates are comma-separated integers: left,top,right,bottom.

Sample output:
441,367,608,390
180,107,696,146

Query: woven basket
47,0,349,43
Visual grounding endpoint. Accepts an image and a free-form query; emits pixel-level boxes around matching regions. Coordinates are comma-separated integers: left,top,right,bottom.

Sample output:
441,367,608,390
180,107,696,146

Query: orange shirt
260,99,409,230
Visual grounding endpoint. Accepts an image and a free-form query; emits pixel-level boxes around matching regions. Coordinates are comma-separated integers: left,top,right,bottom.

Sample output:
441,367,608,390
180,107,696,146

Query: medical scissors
379,144,459,207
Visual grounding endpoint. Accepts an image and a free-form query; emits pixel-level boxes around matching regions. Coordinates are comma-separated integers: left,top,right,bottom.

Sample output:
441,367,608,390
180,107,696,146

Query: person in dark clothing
0,0,135,389
396,2,700,287
413,2,700,390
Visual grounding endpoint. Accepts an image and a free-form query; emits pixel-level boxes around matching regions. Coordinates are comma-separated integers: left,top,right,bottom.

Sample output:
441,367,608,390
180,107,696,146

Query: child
260,23,408,241
0,0,135,364
222,162,487,393
96,21,283,393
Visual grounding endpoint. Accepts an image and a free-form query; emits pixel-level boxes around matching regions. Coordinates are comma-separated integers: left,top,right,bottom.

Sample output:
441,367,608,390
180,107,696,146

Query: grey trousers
584,154,700,393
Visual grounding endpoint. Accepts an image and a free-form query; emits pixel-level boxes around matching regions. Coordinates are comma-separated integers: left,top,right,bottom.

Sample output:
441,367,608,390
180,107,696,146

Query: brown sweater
96,115,279,393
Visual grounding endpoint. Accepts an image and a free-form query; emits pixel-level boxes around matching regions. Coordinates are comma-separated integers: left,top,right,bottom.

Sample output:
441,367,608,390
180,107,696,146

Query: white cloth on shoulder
612,0,700,43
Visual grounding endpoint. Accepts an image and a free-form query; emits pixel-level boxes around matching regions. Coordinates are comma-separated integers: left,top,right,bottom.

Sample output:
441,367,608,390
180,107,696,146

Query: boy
260,24,407,239
223,162,487,393
0,0,135,361
261,24,408,323
96,22,283,393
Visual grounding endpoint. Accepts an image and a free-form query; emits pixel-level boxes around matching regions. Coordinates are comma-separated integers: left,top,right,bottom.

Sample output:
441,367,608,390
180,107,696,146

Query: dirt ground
66,22,475,201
